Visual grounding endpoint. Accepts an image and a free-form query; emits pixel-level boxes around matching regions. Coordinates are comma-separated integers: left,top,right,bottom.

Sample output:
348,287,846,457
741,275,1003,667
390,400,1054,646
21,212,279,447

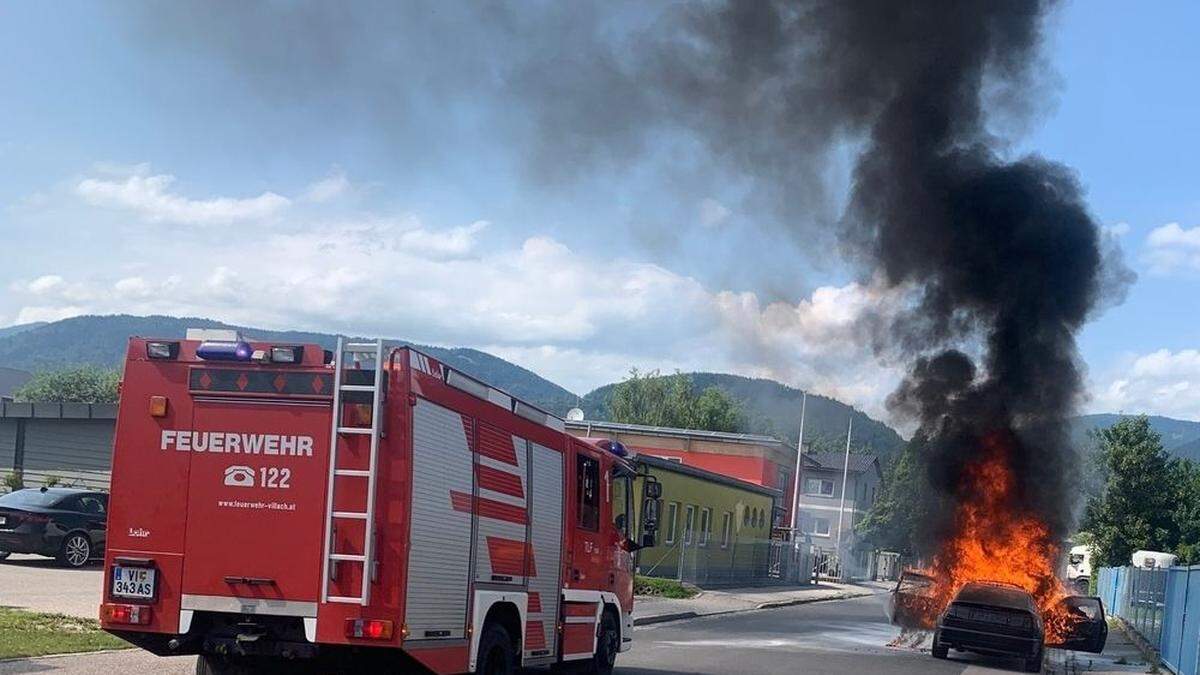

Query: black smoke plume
122,1,1132,549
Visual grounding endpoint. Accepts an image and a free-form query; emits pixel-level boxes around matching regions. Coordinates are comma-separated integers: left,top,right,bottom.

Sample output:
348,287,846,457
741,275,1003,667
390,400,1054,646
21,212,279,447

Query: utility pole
788,392,808,536
834,412,853,573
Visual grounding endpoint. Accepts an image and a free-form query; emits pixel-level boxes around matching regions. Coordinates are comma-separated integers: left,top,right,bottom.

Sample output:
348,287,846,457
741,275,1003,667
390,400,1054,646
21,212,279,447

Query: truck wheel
931,633,948,659
57,533,91,568
477,623,516,675
588,610,619,675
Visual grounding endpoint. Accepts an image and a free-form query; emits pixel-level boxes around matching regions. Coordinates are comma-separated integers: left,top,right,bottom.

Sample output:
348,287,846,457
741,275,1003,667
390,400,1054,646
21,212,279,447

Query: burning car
928,581,1107,673
932,582,1046,671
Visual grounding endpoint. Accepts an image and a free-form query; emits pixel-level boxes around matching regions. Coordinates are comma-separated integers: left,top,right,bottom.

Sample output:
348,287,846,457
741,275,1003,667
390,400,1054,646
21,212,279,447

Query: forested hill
581,372,906,459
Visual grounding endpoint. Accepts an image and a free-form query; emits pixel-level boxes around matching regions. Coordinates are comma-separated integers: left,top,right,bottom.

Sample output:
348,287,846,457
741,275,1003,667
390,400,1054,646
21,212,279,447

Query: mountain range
4,315,1198,465
0,314,905,456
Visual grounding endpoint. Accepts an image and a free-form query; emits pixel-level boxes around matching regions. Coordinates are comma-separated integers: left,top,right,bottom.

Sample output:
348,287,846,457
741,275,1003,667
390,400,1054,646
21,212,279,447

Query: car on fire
0,487,108,568
930,581,1107,673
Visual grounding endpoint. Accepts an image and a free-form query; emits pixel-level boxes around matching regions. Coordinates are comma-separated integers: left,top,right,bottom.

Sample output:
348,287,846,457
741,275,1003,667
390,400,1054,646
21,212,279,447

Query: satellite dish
566,407,585,421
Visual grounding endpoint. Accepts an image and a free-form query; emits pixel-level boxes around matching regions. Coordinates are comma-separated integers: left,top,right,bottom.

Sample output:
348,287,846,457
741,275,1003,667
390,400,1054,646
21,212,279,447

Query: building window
720,512,732,549
743,508,750,527
665,502,679,545
683,505,696,545
576,454,599,531
804,517,831,536
804,478,835,496
777,467,790,490
699,508,712,547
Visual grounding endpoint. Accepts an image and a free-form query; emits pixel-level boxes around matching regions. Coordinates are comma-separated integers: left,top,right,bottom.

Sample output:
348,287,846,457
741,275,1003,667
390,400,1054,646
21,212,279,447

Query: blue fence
1099,565,1200,675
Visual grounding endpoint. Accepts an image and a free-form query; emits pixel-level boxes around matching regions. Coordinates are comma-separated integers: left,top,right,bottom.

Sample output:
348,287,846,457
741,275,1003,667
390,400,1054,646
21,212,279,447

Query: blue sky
1,1,1198,423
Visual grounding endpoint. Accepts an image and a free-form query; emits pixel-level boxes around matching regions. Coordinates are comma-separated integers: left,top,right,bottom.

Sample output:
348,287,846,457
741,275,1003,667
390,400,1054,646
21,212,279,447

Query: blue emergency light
196,340,253,361
597,439,629,458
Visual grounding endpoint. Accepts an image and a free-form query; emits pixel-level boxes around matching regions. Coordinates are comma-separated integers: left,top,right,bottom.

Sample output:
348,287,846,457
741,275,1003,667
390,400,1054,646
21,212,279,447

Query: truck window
577,454,599,531
612,470,632,537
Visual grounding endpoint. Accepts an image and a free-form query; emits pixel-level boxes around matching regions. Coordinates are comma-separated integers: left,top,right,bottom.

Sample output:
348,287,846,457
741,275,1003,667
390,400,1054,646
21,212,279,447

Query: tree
1080,416,1177,567
607,369,745,433
13,365,119,403
1172,460,1200,565
858,436,933,557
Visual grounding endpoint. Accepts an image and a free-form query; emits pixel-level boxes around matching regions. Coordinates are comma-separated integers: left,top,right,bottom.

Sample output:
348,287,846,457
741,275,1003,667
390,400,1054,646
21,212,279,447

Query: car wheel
587,610,619,675
57,533,91,568
476,623,515,675
931,633,948,659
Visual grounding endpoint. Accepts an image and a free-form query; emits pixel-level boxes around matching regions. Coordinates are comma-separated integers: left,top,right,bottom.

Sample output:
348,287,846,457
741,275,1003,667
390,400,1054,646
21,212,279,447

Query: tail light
345,618,393,640
101,603,152,625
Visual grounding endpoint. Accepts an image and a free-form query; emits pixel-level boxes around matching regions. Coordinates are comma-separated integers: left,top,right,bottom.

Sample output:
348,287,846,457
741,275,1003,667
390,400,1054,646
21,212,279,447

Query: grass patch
635,575,698,599
0,608,129,660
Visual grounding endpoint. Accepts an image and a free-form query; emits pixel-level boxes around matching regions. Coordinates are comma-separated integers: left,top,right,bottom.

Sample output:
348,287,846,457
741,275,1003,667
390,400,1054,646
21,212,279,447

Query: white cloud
698,198,731,228
1142,222,1200,275
302,167,350,203
27,274,66,294
5,221,900,418
398,219,488,258
1089,349,1200,421
14,305,87,324
76,168,290,225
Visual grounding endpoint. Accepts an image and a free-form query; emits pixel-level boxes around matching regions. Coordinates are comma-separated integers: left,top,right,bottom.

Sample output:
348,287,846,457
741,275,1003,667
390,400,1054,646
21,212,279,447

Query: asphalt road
0,590,1045,675
619,591,1038,675
0,554,102,619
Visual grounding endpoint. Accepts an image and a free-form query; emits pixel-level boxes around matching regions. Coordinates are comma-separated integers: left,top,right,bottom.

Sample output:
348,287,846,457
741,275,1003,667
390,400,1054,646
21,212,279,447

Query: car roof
953,581,1037,611
12,487,102,496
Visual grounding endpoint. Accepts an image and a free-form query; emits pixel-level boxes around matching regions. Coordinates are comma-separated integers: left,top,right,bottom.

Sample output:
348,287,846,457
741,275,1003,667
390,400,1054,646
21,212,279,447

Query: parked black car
0,487,108,568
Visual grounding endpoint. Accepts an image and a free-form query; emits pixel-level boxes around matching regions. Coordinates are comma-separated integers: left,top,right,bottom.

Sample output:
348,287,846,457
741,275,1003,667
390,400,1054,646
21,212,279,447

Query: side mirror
637,496,660,550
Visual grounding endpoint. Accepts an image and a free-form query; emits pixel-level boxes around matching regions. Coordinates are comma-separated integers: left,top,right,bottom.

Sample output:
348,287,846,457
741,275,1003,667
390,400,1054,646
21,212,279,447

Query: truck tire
476,623,516,675
931,633,948,659
588,610,619,675
57,533,91,568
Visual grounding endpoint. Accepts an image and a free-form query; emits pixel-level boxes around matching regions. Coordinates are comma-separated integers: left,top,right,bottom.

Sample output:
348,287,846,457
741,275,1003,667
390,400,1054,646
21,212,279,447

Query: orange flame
921,433,1075,641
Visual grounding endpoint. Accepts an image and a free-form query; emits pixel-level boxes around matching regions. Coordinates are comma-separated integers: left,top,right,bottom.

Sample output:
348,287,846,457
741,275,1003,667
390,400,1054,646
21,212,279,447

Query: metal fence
1098,565,1200,675
638,537,814,587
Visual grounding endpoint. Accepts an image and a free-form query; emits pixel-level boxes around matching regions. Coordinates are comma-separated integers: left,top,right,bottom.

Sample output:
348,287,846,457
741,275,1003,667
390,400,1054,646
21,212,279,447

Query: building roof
804,451,879,474
566,419,786,447
636,454,782,498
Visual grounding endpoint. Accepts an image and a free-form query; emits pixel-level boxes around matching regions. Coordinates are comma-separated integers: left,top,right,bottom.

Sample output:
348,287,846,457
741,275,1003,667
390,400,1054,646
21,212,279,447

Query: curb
633,587,876,626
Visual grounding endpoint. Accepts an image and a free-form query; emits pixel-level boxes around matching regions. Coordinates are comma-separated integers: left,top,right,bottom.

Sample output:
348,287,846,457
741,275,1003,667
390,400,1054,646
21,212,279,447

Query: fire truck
100,331,660,674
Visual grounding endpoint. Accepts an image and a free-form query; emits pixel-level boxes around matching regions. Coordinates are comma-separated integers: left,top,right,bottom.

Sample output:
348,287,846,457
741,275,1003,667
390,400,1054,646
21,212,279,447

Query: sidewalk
632,580,883,626
1046,622,1156,674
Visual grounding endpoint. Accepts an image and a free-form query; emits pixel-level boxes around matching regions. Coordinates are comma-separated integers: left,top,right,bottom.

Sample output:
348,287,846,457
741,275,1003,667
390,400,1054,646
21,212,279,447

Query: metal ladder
320,337,385,605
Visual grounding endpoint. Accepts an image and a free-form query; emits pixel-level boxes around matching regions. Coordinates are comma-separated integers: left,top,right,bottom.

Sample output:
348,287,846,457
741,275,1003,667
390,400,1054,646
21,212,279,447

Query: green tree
607,369,745,433
1080,416,1177,567
858,436,932,557
1172,460,1200,565
12,366,119,403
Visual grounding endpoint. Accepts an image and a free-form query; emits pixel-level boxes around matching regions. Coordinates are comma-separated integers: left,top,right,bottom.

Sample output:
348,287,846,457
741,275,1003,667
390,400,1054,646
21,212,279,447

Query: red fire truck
100,332,660,674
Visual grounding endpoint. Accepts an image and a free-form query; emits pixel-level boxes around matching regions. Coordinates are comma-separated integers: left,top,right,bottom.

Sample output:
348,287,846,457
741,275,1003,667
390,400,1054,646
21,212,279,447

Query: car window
0,490,62,508
78,496,106,514
55,497,83,511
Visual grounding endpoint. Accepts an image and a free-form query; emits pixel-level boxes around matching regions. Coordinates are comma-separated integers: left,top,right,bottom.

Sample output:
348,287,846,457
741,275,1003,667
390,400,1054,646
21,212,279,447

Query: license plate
112,566,156,600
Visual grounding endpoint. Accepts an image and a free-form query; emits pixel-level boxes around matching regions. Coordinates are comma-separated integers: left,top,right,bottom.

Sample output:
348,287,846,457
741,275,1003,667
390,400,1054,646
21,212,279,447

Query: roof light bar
196,340,253,362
